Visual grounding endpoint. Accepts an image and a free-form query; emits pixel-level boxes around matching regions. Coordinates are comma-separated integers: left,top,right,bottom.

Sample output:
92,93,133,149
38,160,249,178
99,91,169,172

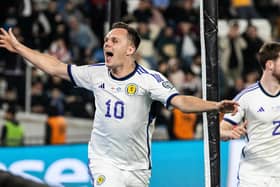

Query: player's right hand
0,28,20,53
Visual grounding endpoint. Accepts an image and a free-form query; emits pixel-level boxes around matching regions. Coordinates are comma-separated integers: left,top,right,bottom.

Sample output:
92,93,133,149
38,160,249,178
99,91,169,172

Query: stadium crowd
0,0,279,140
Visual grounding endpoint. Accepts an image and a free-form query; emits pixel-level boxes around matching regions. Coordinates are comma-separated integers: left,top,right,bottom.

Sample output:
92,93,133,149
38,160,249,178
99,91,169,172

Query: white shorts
88,159,151,187
238,176,280,187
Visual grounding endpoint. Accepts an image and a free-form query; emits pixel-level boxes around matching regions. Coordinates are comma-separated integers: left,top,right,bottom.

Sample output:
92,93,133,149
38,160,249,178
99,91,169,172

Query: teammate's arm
220,120,247,141
0,28,69,80
170,95,239,114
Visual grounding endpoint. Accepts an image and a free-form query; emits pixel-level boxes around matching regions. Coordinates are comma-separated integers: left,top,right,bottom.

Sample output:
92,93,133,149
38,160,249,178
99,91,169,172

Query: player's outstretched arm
0,28,69,80
220,120,247,141
170,95,239,114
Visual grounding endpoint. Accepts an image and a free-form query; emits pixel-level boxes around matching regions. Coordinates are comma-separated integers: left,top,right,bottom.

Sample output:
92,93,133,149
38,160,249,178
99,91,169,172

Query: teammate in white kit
0,22,238,187
220,42,280,187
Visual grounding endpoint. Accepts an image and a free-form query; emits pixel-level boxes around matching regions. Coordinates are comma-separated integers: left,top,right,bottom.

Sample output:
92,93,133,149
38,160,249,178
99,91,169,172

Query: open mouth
105,51,113,57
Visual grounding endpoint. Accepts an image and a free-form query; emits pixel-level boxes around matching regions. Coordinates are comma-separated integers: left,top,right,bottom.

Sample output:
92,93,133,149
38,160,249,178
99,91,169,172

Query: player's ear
266,60,274,71
126,45,136,56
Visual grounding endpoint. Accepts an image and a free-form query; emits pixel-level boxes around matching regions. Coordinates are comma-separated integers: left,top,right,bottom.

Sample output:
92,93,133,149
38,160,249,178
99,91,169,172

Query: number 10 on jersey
105,99,125,119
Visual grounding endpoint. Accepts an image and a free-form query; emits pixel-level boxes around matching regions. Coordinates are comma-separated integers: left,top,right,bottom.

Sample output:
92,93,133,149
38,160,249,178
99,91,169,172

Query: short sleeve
147,72,179,108
67,64,93,90
223,96,246,126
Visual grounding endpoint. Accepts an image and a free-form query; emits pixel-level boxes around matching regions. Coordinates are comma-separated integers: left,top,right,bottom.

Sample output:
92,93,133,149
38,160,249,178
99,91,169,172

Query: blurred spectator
134,52,152,69
274,17,280,41
166,58,185,91
55,22,70,45
152,0,170,12
43,0,68,45
45,76,72,95
219,21,246,87
31,80,48,113
30,2,52,51
31,67,47,83
48,37,72,63
154,25,180,60
0,1,19,27
169,108,197,140
189,53,201,76
92,48,105,63
182,68,202,98
1,88,18,110
60,0,85,24
14,0,34,48
0,77,7,100
157,59,169,77
178,21,198,68
1,105,24,146
67,15,100,65
254,0,279,19
244,70,260,87
164,0,199,26
223,77,245,99
136,22,160,69
87,0,108,44
149,3,166,28
242,24,264,75
230,0,260,19
219,0,232,18
64,88,93,118
133,0,153,23
153,101,171,135
272,0,280,7
2,26,26,107
48,88,65,115
133,0,166,28
45,105,67,145
3,6,19,29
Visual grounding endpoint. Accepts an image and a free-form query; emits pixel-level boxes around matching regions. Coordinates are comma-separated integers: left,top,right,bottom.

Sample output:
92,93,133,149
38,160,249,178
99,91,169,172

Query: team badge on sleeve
126,83,138,96
162,81,174,89
96,175,106,185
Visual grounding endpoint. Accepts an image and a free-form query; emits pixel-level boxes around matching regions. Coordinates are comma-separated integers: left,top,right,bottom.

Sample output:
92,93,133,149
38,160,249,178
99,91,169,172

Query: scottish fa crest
96,175,106,185
126,83,138,96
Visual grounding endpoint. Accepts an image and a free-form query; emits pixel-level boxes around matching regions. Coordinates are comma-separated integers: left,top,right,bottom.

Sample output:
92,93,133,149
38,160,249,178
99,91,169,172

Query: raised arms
0,28,69,80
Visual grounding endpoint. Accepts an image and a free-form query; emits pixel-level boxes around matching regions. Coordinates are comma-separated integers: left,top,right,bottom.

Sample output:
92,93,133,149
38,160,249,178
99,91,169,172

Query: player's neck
110,60,136,79
260,74,280,95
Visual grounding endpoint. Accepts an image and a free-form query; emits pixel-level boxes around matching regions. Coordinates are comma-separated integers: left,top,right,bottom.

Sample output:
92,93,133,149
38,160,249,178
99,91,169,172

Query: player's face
272,54,280,83
103,28,135,69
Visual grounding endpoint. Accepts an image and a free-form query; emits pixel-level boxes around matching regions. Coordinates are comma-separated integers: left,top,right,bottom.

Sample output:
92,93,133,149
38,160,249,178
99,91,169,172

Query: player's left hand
217,100,239,114
231,120,247,138
220,120,247,141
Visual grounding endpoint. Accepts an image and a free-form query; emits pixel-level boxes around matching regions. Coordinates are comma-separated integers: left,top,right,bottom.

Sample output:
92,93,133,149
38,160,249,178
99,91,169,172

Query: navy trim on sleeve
67,64,77,86
223,118,238,126
166,93,179,108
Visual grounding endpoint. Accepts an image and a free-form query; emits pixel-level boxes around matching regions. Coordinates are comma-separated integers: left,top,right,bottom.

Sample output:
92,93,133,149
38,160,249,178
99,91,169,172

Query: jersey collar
258,81,280,97
109,62,139,81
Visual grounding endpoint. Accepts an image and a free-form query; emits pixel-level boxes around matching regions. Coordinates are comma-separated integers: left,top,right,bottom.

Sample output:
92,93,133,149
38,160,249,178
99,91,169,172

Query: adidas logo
257,107,265,112
98,83,105,89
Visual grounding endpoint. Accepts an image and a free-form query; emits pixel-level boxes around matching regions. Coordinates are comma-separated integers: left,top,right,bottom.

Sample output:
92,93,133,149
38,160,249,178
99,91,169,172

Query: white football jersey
223,82,280,177
68,63,178,170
